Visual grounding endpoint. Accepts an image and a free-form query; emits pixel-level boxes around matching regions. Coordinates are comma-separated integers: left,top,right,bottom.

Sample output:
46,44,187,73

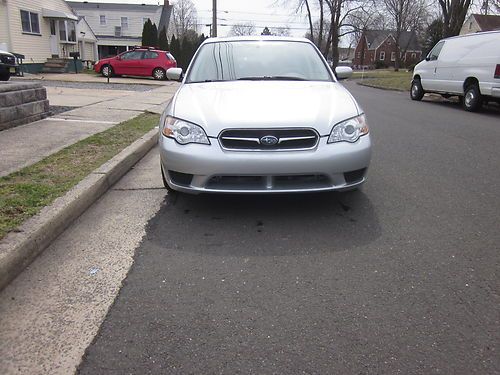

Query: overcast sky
70,0,313,37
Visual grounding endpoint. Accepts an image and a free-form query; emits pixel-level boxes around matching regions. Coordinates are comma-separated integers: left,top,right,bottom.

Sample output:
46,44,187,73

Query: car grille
0,55,15,65
219,128,318,151
206,174,330,191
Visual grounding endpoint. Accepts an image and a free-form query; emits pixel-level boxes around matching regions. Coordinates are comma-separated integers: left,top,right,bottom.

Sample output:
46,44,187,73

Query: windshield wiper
237,76,308,81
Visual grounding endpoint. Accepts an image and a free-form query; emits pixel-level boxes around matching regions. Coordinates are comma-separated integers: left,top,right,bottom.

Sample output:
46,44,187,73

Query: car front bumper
159,134,372,194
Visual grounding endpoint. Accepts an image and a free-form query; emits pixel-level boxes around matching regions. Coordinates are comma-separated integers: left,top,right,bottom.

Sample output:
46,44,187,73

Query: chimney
164,0,169,6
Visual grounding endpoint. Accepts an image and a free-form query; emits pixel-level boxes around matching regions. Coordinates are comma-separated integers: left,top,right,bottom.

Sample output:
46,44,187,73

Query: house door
49,20,59,57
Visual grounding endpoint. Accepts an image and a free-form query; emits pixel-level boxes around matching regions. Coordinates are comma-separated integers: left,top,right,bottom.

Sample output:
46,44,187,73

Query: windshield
186,40,333,83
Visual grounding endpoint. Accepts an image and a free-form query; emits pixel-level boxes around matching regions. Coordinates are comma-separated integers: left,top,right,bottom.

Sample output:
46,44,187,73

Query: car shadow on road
422,96,500,117
146,190,381,256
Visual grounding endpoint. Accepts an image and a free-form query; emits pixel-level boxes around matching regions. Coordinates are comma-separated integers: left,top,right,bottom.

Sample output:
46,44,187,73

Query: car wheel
0,71,10,81
462,84,483,112
153,68,166,80
101,64,113,78
410,79,424,101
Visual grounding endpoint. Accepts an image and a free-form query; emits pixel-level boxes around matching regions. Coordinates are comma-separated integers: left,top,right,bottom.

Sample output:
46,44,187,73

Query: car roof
202,36,313,44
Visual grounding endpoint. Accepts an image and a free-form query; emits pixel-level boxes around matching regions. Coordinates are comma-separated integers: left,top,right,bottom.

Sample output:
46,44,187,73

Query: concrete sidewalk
17,72,168,86
0,82,178,177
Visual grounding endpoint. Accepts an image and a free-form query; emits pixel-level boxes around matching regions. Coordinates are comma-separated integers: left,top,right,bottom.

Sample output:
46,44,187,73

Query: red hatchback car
94,47,177,80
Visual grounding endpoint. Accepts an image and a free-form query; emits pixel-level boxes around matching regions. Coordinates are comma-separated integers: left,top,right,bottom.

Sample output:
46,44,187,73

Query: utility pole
212,0,217,37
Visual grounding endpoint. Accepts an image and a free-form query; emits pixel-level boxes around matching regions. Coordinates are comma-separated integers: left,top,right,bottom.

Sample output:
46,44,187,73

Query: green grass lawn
0,112,160,240
351,69,413,91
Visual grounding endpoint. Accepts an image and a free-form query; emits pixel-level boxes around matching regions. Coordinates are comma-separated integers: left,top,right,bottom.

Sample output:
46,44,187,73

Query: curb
0,127,159,291
356,81,408,92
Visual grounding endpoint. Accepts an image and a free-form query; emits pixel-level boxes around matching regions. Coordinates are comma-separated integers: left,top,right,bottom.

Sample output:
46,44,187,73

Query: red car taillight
495,64,500,79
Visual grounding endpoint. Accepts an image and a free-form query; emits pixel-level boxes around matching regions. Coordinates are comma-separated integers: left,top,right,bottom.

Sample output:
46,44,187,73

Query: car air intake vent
219,128,318,151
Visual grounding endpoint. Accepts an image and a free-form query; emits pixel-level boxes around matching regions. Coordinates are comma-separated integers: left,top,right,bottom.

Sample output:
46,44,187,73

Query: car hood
0,49,14,57
171,81,361,136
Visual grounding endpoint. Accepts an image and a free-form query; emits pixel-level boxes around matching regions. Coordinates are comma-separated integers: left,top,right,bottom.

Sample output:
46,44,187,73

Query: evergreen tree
158,27,169,50
170,34,181,64
151,23,158,47
141,19,153,46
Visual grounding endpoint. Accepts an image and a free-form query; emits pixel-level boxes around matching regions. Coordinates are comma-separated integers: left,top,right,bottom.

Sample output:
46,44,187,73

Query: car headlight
328,114,369,143
162,116,210,145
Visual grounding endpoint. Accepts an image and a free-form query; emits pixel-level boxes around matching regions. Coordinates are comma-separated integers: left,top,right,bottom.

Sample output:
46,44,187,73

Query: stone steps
0,82,50,130
41,58,73,73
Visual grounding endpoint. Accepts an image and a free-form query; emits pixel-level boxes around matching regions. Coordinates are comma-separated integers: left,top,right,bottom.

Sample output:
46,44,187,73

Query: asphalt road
78,83,500,374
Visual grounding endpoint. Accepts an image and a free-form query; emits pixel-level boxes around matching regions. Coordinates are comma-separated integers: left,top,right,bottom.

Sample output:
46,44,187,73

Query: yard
351,69,413,91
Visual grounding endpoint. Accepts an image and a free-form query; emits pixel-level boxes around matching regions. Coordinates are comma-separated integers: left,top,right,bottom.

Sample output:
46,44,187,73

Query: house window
115,26,122,37
20,10,40,34
121,17,128,29
59,20,67,41
379,51,385,60
67,21,76,42
391,52,396,61
59,21,76,43
100,15,106,25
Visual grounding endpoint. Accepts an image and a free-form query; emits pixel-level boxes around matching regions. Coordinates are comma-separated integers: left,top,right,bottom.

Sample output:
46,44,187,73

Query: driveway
1,82,499,374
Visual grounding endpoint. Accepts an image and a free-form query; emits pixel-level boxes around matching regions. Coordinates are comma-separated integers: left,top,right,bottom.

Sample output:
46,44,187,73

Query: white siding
0,2,10,51
71,7,162,40
6,0,78,63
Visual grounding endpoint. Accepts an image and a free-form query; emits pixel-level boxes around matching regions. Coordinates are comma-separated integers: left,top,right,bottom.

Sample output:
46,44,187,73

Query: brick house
353,30,423,69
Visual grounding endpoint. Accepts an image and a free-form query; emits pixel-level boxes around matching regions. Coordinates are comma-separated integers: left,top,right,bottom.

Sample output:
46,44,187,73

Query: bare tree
382,0,428,70
272,26,292,36
438,0,473,37
171,0,198,37
229,22,257,36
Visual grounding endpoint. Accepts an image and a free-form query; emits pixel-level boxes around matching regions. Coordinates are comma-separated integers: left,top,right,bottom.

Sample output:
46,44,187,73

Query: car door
140,51,159,76
420,41,445,92
115,50,144,76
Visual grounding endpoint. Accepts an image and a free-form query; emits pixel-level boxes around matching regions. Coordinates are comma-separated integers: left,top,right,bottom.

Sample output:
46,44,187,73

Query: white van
411,31,500,112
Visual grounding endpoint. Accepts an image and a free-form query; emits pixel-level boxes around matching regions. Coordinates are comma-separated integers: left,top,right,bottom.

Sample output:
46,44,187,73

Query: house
352,30,423,69
0,0,95,72
460,14,500,35
77,16,98,62
67,0,172,59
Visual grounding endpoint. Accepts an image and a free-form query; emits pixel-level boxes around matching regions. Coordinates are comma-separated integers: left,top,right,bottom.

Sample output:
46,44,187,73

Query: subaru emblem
260,135,279,146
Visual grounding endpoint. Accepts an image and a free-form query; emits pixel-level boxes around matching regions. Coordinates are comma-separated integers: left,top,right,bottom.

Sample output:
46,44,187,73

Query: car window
186,41,333,83
428,41,445,61
121,51,144,60
143,51,159,59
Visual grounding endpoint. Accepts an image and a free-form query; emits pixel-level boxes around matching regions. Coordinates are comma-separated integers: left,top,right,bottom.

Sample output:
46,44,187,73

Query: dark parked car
94,46,177,80
0,49,16,81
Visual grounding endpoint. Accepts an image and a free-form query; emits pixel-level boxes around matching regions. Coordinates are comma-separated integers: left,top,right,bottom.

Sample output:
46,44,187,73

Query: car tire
410,79,424,101
101,64,113,78
153,68,166,80
161,165,176,193
0,71,10,81
462,83,483,112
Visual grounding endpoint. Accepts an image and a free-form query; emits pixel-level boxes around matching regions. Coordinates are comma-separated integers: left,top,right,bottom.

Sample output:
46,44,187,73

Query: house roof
472,14,500,31
66,1,161,11
364,30,421,51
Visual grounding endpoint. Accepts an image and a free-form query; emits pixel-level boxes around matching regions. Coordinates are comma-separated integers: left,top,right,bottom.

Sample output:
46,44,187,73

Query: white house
67,0,172,59
0,0,97,72
77,16,98,62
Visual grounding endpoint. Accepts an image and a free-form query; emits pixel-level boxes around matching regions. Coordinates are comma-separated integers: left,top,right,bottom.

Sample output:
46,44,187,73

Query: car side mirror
167,67,183,82
425,56,430,61
335,66,353,80
116,55,121,60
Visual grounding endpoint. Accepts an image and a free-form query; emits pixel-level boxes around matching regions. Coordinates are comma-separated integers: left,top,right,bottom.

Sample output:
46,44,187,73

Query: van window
428,41,445,61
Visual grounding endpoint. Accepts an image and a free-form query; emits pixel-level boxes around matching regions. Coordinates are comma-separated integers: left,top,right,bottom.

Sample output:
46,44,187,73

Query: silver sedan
159,36,371,194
